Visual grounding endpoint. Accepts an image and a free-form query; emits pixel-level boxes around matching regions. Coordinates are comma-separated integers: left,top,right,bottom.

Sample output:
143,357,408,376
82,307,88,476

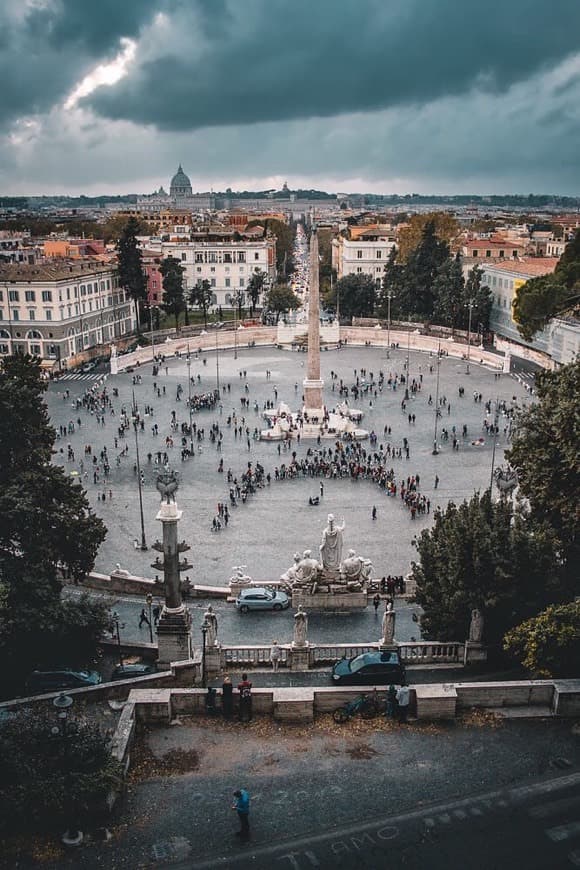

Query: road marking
545,821,580,842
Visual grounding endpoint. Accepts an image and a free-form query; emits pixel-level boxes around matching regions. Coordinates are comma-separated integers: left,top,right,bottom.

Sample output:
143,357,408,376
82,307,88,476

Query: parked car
331,651,406,686
110,663,157,681
81,361,97,373
25,669,102,694
235,587,290,613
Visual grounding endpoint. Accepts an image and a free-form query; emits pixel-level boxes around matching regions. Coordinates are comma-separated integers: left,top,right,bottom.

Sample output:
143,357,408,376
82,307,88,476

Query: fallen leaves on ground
458,709,503,728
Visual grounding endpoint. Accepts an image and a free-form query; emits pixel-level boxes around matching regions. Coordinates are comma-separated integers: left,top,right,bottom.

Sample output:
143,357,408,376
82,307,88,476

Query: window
74,287,78,298
42,290,52,302
512,250,518,258
238,252,245,263
66,288,70,300
80,285,86,296
254,252,259,260
0,290,3,302
239,278,245,287
30,344,41,355
472,250,478,257
209,252,217,263
12,309,19,321
25,290,35,302
486,250,491,258
8,290,19,302
0,344,9,354
376,250,382,259
357,250,363,259
45,310,52,321
28,309,35,321
224,253,232,263
196,267,202,273
195,253,203,263
356,267,363,273
225,278,231,288
181,253,187,261
210,267,216,273
499,250,505,258
210,278,216,287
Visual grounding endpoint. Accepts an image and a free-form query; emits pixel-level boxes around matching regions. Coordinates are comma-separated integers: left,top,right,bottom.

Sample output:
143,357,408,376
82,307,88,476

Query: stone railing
222,645,290,668
310,643,378,664
399,641,464,664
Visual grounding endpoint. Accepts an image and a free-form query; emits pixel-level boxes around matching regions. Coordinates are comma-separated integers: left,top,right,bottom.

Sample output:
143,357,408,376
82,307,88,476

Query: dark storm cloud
88,0,580,131
0,0,158,126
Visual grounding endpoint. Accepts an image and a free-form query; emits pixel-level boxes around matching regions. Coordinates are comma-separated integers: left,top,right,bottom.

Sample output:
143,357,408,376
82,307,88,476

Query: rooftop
0,260,115,282
482,258,559,278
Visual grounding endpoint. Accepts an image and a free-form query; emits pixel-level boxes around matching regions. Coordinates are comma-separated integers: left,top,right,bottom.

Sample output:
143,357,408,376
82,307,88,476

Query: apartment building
332,227,397,285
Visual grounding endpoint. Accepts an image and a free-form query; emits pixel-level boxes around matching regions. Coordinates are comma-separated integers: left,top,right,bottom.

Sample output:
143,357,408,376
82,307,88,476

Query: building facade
0,262,135,369
157,238,276,310
332,230,397,286
482,258,579,366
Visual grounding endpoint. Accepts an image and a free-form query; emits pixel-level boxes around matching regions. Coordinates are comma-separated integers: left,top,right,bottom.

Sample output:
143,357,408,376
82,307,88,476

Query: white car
235,587,290,613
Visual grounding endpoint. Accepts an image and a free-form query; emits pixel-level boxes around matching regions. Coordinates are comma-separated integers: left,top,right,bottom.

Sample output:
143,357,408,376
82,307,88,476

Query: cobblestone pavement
46,345,531,592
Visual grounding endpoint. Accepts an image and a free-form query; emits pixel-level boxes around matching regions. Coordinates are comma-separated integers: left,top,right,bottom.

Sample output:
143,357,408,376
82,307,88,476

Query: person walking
373,593,381,613
396,682,410,723
232,788,250,839
386,684,398,719
270,641,281,672
138,608,150,629
372,505,377,520
238,673,253,722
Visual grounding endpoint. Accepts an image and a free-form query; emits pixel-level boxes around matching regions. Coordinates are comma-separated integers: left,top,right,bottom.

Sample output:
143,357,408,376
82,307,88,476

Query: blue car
331,651,405,686
235,587,290,613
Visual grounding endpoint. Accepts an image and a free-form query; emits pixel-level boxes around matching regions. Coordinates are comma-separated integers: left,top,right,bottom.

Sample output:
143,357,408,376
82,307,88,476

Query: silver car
235,587,290,613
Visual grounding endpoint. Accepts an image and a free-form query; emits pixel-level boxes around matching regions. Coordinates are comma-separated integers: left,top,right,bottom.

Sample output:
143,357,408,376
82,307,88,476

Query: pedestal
378,642,398,654
157,604,192,668
290,644,310,672
204,644,221,679
463,641,488,666
292,590,367,612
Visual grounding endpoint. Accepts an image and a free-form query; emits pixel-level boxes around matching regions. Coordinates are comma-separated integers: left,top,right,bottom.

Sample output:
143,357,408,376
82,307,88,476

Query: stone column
303,227,324,415
153,497,193,668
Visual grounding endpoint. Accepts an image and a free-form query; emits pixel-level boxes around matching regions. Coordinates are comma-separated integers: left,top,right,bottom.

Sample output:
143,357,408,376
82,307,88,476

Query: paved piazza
47,344,530,593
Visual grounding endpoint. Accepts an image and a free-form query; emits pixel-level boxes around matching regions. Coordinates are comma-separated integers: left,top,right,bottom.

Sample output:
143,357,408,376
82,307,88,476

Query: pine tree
404,220,449,318
116,217,147,330
159,256,186,330
432,254,464,330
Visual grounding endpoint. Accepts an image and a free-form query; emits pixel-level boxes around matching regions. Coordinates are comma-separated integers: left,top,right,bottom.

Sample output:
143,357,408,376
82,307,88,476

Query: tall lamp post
111,611,125,666
131,393,147,550
215,315,221,396
201,618,210,688
186,342,194,455
148,304,158,362
145,592,154,644
385,291,395,359
465,299,475,374
432,342,442,455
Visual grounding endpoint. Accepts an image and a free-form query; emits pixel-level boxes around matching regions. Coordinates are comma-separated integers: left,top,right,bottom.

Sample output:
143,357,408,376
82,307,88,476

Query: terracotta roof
482,258,559,278
0,261,114,282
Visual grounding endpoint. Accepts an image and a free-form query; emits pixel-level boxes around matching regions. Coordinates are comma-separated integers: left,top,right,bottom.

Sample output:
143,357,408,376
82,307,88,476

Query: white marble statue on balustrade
230,565,252,586
293,605,308,647
319,514,345,572
204,604,218,646
381,601,396,645
468,607,484,643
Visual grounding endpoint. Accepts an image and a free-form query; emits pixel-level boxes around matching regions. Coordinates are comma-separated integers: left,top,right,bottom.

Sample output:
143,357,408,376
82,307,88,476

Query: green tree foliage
402,220,450,317
330,274,377,320
160,256,186,329
462,265,492,332
189,279,213,327
264,285,301,323
513,228,580,339
396,212,459,263
506,360,580,581
0,710,123,837
116,217,147,327
103,213,154,243
411,491,563,649
0,355,107,694
247,269,266,314
432,254,465,331
378,247,406,319
246,218,295,278
504,600,580,678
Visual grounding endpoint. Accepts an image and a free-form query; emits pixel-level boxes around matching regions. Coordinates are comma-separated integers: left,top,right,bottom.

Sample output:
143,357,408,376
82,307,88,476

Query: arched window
0,329,10,339
27,329,42,340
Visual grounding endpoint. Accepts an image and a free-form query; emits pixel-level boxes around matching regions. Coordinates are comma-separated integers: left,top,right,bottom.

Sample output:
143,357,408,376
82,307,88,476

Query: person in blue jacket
232,788,250,839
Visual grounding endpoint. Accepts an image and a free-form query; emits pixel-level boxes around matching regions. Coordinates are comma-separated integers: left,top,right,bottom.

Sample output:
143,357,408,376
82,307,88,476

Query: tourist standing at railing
270,641,281,671
238,673,253,722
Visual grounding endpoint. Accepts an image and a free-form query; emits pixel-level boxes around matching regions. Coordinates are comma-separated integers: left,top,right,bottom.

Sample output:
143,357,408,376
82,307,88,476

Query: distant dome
170,164,192,198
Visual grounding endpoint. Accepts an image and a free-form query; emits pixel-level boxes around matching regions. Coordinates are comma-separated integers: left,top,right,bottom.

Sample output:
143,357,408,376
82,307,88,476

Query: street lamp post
405,315,411,400
215,316,221,396
148,305,157,362
131,393,147,550
432,342,442,455
465,300,475,374
201,618,210,688
111,611,124,666
53,693,83,847
146,592,154,644
385,291,394,359
186,342,194,455
489,395,500,490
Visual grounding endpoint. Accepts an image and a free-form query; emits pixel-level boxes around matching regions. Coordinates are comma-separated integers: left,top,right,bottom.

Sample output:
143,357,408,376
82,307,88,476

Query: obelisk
303,226,324,415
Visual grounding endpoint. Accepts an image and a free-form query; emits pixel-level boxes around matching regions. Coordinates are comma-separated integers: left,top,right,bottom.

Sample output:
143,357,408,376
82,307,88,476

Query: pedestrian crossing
421,784,580,866
57,372,104,382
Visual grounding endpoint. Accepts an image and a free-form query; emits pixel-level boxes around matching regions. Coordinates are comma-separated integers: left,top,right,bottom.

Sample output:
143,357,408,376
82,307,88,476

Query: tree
116,217,147,330
506,360,580,583
159,256,186,329
264,285,301,323
331,274,377,320
247,270,266,315
462,265,492,332
503,601,580,678
104,213,154,243
411,491,563,650
403,220,449,318
189,279,213,327
432,254,465,331
397,212,459,263
246,218,295,278
0,355,108,694
378,247,406,320
512,228,580,339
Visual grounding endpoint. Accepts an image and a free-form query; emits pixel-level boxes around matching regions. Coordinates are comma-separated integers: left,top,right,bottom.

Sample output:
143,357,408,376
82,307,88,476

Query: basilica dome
170,164,192,198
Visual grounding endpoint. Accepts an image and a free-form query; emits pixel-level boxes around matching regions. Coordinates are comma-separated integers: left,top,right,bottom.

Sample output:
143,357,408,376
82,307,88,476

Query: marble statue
296,550,321,584
204,604,218,646
319,514,345,571
156,467,179,503
469,608,484,643
381,602,396,645
293,605,308,647
230,565,252,586
280,553,302,586
340,549,373,585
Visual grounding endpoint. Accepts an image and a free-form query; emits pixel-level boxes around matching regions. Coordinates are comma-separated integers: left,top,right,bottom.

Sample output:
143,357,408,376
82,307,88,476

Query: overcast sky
1,0,580,197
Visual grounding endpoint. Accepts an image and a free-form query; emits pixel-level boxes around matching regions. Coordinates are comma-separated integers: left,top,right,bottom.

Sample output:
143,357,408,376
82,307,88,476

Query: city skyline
1,0,580,197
